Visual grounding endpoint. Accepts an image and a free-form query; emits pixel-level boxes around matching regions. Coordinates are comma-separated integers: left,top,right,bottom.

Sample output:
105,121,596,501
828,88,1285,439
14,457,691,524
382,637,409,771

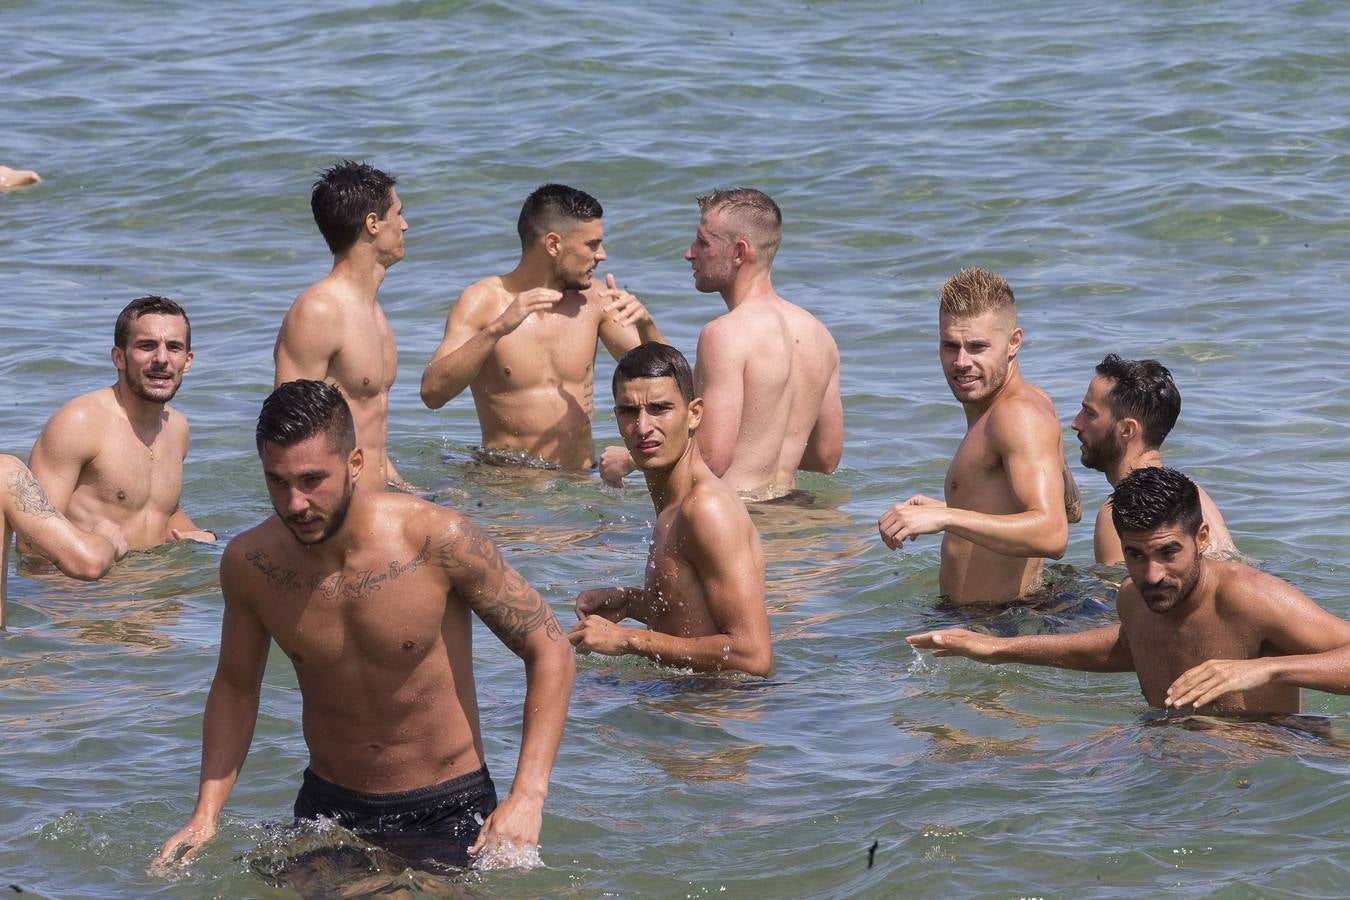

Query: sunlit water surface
4,1,1350,896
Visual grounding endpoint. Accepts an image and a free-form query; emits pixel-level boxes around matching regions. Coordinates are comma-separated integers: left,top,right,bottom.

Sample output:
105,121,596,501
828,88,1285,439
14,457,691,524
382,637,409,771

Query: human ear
687,397,704,432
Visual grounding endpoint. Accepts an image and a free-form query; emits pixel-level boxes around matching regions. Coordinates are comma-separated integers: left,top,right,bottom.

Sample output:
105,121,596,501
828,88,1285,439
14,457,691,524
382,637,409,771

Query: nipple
363,377,371,387
116,489,127,502
402,640,415,651
504,367,512,378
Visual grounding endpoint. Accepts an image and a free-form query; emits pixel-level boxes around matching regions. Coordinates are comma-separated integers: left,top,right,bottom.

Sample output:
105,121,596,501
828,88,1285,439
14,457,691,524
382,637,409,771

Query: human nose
636,409,656,434
1070,412,1084,433
952,347,971,369
684,243,695,261
595,243,607,262
1144,560,1168,585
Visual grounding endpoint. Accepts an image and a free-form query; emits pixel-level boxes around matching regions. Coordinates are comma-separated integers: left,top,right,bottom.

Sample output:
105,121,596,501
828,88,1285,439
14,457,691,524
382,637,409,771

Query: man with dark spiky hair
908,467,1350,715
570,343,772,677
25,295,212,551
877,268,1075,604
1071,353,1236,564
157,380,573,871
275,160,408,493
420,183,663,469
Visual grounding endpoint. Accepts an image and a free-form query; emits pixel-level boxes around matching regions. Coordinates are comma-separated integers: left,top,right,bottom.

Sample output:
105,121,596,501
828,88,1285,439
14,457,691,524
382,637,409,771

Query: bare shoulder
679,477,755,547
220,520,284,593
286,279,346,322
38,389,116,447
986,385,1060,443
782,298,838,349
698,311,755,356
1212,560,1306,614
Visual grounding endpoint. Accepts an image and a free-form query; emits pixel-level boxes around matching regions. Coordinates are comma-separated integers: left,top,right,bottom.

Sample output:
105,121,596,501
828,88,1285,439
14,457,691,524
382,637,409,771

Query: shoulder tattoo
428,519,561,653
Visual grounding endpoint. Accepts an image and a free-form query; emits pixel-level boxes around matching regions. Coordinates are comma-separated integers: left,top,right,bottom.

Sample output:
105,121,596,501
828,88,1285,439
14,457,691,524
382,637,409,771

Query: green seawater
4,1,1350,896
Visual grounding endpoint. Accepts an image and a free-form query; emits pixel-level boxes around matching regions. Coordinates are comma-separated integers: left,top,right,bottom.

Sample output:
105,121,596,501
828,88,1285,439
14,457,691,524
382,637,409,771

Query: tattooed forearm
10,469,59,518
428,519,561,653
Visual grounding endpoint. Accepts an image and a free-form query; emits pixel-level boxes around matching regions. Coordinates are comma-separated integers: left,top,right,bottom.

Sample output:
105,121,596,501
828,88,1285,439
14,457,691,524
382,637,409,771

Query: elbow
64,546,113,582
735,643,774,678
1042,527,1069,560
419,375,444,410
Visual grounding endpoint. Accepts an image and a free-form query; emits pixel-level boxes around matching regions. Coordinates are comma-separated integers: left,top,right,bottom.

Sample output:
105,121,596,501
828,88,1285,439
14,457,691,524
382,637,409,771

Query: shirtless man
1072,353,1236,565
877,268,1070,605
569,343,772,676
25,296,213,552
600,189,843,501
274,160,407,492
1,455,127,628
420,184,662,468
155,381,572,871
908,467,1350,715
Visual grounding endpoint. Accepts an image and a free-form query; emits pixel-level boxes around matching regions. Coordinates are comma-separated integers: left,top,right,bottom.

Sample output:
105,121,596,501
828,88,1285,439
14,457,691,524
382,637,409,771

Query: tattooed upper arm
428,515,561,654
8,466,60,519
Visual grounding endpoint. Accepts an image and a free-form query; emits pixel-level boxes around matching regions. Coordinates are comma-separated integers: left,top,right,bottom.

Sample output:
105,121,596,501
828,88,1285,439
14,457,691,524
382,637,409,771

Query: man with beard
599,189,842,501
908,467,1350,715
275,160,409,493
420,184,663,469
2,455,128,628
876,268,1073,604
25,296,213,551
1072,354,1236,565
156,380,573,870
569,343,772,676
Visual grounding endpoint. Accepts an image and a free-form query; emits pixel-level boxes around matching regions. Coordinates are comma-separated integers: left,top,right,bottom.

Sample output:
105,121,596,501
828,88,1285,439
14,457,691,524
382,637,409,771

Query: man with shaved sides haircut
1072,353,1236,565
26,295,212,552
909,467,1350,715
158,380,572,870
421,183,663,469
571,343,772,676
601,188,843,501
878,268,1077,604
274,160,409,493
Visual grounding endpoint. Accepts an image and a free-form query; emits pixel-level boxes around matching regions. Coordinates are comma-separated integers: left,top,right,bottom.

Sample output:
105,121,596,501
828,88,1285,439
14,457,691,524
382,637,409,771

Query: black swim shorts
293,765,498,868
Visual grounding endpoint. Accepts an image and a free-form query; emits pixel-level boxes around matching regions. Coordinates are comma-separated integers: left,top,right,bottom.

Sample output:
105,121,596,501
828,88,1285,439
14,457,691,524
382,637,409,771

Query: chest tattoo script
245,539,431,601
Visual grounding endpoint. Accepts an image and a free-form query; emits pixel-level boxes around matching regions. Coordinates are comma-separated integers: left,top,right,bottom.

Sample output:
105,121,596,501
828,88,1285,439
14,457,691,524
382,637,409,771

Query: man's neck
505,255,569,294
719,267,777,311
643,443,703,512
1108,447,1163,487
111,382,167,432
329,251,387,301
962,363,1023,426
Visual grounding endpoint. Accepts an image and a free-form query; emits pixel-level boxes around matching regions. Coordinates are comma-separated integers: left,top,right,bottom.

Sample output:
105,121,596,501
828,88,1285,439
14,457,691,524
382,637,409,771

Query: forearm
943,507,1067,559
1268,646,1350,694
188,681,261,823
636,319,664,344
510,644,574,800
421,331,501,409
52,532,116,581
627,627,771,676
991,626,1128,672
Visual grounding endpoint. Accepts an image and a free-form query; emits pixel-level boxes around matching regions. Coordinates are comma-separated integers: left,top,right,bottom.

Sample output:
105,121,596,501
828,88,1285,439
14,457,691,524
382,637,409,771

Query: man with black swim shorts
156,381,573,871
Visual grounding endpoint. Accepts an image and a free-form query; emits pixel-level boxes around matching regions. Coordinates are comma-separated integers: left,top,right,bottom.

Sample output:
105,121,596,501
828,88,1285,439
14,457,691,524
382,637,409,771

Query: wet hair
612,342,695,403
114,296,191,351
1095,354,1181,450
311,160,397,255
516,184,603,247
939,268,1016,320
1110,466,1202,537
696,188,782,262
256,379,356,457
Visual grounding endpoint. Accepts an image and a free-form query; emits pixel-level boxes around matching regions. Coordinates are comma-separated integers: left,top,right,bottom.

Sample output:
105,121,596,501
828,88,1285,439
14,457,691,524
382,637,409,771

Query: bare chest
242,540,451,667
945,424,1005,509
489,304,599,389
1126,612,1262,704
642,514,713,633
80,423,185,510
331,313,398,400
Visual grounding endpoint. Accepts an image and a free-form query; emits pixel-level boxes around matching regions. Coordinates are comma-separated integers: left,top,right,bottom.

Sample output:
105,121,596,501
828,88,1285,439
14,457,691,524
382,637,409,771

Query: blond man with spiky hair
600,188,842,502
877,268,1075,605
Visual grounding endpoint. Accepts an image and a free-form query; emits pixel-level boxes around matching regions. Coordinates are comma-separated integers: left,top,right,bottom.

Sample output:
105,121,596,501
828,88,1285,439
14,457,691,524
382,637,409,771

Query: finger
605,273,617,291
170,529,182,540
